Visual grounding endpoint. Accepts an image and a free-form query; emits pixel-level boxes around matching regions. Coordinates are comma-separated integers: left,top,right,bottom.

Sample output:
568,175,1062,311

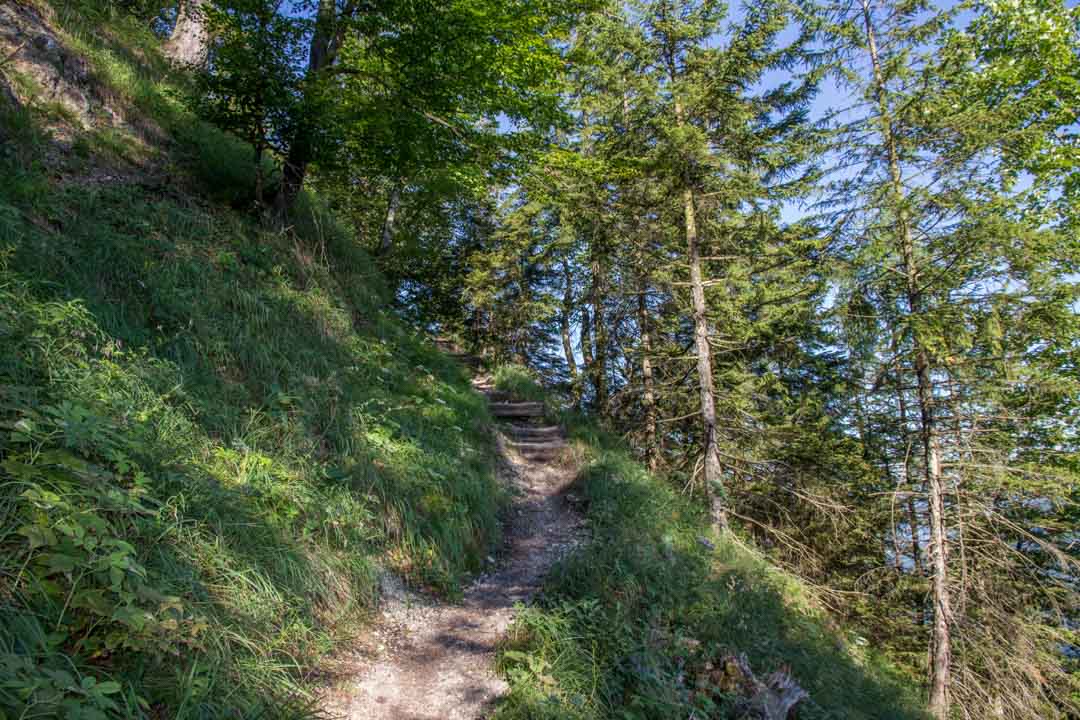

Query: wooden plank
503,425,564,440
510,441,567,452
489,402,545,418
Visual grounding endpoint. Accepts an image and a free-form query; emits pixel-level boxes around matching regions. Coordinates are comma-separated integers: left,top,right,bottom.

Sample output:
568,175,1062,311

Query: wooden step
489,402,545,418
502,424,564,440
510,440,567,453
480,390,512,403
515,446,567,461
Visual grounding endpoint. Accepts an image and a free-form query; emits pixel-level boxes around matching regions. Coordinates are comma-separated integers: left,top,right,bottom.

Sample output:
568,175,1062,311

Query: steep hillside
0,3,503,716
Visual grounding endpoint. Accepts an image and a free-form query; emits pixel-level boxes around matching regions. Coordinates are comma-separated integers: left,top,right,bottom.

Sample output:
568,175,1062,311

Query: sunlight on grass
493,364,547,403
0,26,503,710
493,420,927,720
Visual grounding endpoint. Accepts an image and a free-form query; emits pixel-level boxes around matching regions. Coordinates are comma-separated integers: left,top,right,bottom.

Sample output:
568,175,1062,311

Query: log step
489,402,545,418
515,448,567,461
479,390,513,403
510,440,567,453
502,424,564,440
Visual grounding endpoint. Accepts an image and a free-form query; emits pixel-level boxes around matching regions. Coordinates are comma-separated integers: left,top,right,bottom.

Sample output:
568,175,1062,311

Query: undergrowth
492,365,546,403
493,420,927,720
0,5,502,717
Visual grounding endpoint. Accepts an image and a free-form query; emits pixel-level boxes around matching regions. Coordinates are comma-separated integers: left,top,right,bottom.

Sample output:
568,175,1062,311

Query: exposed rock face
0,2,164,180
162,0,209,67
0,2,101,126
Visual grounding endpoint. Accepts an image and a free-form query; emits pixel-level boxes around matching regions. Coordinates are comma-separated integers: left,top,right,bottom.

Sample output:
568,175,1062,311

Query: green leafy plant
492,365,547,403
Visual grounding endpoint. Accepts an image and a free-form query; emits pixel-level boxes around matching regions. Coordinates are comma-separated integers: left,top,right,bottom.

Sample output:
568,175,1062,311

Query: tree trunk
683,184,725,529
561,260,579,390
916,349,951,719
164,0,210,67
668,80,725,527
661,21,726,526
275,0,341,217
589,251,609,414
638,277,659,471
861,3,952,715
894,360,924,575
379,181,403,254
580,303,594,408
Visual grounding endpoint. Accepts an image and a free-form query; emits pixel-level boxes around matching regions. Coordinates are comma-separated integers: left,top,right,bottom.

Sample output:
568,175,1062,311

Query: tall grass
0,8,504,715
492,364,547,403
493,420,927,720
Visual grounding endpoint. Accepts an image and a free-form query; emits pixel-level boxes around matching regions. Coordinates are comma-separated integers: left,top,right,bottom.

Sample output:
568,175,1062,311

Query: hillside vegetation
494,419,924,720
0,4,502,716
1,0,1076,718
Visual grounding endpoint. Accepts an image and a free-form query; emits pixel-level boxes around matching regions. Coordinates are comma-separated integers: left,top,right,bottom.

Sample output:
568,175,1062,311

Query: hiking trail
321,369,584,719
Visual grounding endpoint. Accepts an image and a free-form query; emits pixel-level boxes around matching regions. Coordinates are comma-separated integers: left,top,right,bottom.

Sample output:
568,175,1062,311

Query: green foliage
5,0,1076,717
937,0,1080,229
191,0,304,203
0,20,505,710
494,422,925,720
492,365,547,403
323,0,580,179
0,105,49,206
45,0,174,26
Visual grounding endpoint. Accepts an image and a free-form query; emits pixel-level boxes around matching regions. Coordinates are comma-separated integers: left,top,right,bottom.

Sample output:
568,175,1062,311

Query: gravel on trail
321,427,584,720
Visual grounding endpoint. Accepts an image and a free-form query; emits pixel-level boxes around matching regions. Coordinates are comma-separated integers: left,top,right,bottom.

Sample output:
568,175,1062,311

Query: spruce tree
819,0,1079,715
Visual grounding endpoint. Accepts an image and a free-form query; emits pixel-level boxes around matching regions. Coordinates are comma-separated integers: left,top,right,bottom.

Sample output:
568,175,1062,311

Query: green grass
492,365,547,403
0,9,504,716
493,419,926,720
0,163,502,719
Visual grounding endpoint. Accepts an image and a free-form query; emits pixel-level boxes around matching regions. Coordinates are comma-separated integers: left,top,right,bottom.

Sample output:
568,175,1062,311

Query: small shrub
493,364,546,403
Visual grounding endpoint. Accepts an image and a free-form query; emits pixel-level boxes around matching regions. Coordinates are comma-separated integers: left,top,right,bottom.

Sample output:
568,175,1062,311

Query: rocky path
322,375,582,720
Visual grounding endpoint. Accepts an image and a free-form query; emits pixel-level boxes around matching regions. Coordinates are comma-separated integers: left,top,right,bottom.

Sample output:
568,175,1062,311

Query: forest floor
320,381,584,719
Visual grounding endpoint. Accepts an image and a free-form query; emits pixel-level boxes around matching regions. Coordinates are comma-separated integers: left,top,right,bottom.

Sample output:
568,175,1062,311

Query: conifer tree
819,0,1079,715
630,0,819,526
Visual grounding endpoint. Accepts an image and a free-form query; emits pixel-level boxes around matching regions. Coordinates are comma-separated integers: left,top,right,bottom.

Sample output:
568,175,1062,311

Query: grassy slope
0,4,502,717
494,420,927,720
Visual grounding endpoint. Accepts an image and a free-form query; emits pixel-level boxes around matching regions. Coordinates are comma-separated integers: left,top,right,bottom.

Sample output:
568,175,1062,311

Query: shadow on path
321,386,584,720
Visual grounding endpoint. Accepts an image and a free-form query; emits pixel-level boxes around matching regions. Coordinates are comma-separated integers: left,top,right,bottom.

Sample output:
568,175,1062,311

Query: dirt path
322,410,583,719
